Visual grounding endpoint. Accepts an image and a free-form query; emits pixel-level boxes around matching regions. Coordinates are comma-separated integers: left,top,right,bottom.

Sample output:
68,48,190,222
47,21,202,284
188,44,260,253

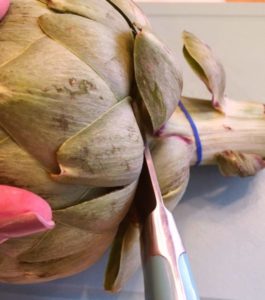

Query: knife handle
143,255,177,300
167,209,200,300
141,208,200,300
178,252,200,300
143,253,199,300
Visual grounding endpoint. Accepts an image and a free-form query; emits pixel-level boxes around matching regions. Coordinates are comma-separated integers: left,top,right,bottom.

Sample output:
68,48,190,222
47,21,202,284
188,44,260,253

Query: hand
0,185,55,245
0,0,10,21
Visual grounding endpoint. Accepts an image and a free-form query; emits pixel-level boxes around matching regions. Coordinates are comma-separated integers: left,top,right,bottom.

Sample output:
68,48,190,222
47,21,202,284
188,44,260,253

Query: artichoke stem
166,97,265,170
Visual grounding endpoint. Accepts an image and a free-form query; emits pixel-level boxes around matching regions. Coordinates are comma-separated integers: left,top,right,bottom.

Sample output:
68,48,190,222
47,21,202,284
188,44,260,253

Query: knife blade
135,145,200,300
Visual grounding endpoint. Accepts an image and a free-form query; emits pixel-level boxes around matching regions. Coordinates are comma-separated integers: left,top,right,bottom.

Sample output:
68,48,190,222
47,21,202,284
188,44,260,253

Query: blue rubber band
178,100,202,166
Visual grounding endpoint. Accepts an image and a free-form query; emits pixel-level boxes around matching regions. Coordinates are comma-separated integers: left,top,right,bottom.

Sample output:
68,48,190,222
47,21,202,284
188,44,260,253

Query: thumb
0,0,10,20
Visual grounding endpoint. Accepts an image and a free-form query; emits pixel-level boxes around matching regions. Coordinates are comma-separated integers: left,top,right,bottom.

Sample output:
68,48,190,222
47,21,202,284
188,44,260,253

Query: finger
0,0,10,21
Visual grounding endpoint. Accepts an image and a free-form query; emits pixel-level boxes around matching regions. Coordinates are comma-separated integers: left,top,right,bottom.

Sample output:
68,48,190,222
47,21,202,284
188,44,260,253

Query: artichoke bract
0,0,183,284
2,0,264,291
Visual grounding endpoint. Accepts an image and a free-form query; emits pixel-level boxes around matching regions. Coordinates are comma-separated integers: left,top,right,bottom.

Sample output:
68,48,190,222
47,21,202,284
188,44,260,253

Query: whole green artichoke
0,0,184,287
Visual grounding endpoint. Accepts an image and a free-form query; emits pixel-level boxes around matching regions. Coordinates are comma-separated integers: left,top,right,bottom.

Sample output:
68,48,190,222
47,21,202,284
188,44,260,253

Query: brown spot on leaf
26,89,33,95
79,80,96,92
223,124,232,131
52,116,69,131
69,78,77,86
53,85,64,93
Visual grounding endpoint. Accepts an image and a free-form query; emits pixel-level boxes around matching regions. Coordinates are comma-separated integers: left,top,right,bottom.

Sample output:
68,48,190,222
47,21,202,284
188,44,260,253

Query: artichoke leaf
151,136,192,199
41,0,131,34
104,185,190,292
53,98,144,187
0,232,45,258
162,177,190,211
54,181,137,232
105,218,141,292
18,225,104,263
107,0,151,31
0,37,117,172
182,32,265,117
0,231,116,283
39,13,134,100
134,30,183,131
105,137,193,291
182,31,226,109
19,181,137,263
0,0,48,65
0,135,101,210
216,150,265,177
0,127,7,142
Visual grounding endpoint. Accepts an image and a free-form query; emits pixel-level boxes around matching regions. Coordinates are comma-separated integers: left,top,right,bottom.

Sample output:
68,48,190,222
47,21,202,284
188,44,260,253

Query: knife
135,145,200,300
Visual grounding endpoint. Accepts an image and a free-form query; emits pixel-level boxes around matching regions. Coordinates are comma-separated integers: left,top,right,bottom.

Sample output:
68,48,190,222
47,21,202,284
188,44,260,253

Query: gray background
0,3,265,300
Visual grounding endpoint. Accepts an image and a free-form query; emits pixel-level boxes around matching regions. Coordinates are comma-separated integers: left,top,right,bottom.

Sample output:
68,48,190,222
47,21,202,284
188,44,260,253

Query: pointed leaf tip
107,0,151,31
182,30,226,109
0,185,55,244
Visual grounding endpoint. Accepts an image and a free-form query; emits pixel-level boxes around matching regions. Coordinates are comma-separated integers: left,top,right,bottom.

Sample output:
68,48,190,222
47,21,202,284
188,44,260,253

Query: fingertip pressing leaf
0,185,55,244
0,0,9,20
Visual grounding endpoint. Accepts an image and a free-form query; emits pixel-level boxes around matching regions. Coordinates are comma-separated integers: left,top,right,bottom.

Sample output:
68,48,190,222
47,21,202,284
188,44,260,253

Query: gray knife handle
144,255,177,300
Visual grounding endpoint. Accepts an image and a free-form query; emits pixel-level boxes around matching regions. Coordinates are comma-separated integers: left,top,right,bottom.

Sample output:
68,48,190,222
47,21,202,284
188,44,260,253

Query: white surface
0,3,265,300
176,167,265,300
140,3,265,103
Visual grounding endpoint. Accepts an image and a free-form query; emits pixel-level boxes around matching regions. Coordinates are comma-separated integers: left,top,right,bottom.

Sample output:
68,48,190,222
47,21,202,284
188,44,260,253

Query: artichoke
1,0,265,292
0,0,184,287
